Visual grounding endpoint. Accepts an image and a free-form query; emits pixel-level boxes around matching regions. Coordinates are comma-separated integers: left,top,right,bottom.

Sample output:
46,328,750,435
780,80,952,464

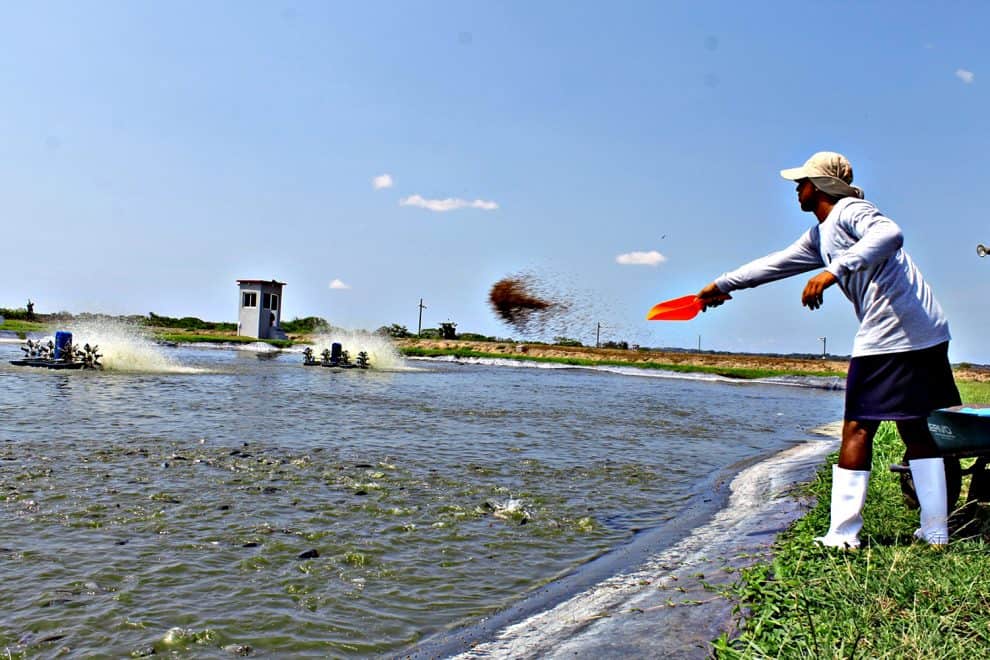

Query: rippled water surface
0,342,843,657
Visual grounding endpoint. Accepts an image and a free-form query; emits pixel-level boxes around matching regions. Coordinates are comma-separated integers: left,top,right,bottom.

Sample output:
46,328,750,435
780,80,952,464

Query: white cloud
616,250,667,266
399,194,499,212
372,174,394,190
329,279,351,290
956,68,975,84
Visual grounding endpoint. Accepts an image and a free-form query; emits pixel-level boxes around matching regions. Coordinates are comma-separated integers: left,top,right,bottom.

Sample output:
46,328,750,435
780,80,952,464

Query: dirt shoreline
397,338,990,383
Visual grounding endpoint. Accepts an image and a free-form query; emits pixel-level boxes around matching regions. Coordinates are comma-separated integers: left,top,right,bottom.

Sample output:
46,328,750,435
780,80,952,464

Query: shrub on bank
0,307,32,321
280,316,329,333
157,333,292,348
376,324,412,338
456,333,494,342
146,312,236,332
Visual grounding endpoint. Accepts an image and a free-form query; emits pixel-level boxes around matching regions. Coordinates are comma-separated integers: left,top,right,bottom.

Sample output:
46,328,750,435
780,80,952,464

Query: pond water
0,340,843,657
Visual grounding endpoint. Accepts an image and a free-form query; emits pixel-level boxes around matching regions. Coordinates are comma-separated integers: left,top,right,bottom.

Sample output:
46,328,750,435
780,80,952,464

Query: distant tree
439,321,457,340
376,323,411,338
178,316,206,330
280,316,329,333
145,312,235,332
457,332,496,342
0,306,32,321
419,328,442,339
601,340,629,350
553,336,583,347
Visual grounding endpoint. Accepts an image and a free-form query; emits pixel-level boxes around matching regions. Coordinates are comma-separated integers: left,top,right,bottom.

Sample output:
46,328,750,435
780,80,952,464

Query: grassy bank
0,319,46,336
155,332,292,348
397,338,989,383
399,346,840,380
713,381,990,657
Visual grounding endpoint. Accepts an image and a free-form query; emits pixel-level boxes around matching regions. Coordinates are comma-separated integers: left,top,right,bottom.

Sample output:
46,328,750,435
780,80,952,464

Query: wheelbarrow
890,404,990,510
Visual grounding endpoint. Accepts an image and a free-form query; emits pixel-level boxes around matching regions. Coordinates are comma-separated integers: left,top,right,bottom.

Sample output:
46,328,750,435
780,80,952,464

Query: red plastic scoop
646,295,702,321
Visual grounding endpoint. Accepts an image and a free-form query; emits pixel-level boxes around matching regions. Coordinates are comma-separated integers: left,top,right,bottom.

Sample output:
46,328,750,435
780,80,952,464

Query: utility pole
697,334,701,352
596,322,603,348
819,336,827,359
417,298,427,337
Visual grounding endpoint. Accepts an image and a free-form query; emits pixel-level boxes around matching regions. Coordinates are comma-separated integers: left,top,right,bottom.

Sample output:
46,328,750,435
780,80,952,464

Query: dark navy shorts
845,342,961,421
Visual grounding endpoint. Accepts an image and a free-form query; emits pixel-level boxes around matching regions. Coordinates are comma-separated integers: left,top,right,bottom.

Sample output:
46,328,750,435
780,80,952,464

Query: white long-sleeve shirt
714,197,950,357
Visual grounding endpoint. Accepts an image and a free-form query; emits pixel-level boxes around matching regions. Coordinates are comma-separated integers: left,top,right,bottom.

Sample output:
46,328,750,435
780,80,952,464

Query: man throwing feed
697,151,960,549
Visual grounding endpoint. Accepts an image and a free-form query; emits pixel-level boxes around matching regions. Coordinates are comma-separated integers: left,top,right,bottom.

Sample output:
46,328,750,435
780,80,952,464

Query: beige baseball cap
780,151,864,199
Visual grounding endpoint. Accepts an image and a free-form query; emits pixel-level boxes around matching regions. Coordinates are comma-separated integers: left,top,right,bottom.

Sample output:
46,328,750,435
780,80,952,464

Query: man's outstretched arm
701,229,825,310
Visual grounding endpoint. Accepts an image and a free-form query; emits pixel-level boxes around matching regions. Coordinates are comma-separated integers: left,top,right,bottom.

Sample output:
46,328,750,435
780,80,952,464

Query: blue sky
2,2,988,362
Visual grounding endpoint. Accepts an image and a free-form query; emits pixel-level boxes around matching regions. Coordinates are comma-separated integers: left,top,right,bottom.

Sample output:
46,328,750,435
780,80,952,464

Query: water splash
485,497,533,523
307,329,406,370
62,319,201,373
236,341,280,354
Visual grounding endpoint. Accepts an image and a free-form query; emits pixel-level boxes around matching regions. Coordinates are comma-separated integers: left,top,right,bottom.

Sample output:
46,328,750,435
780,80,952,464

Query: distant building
237,279,287,340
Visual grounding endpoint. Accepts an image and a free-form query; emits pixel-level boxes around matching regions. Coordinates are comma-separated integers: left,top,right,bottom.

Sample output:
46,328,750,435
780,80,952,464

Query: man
697,151,960,549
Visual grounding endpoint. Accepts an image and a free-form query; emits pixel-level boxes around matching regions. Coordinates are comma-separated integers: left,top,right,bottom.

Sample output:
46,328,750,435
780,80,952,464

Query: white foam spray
235,341,281,354
307,329,406,370
61,319,201,373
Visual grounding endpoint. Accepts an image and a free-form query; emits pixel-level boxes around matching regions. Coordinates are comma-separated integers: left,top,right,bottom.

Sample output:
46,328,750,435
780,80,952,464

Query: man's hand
697,282,732,311
802,271,837,310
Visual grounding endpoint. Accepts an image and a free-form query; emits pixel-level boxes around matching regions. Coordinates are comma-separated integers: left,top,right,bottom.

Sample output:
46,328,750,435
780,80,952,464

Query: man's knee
897,418,938,460
843,419,879,442
839,419,879,470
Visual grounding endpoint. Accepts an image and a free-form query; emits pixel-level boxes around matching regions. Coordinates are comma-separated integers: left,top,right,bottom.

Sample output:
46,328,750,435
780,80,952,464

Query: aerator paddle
646,295,702,321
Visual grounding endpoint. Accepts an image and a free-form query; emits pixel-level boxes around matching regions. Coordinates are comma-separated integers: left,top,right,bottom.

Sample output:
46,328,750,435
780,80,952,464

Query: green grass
0,319,47,335
398,347,841,380
713,382,990,657
402,346,990,387
958,380,990,404
155,332,293,348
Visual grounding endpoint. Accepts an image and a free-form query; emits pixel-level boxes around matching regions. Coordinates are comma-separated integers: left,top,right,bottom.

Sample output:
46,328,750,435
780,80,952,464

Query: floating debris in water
159,626,218,649
478,497,533,524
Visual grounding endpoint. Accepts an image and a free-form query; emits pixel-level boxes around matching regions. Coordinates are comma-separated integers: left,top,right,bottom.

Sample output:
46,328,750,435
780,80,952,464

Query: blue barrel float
54,331,73,360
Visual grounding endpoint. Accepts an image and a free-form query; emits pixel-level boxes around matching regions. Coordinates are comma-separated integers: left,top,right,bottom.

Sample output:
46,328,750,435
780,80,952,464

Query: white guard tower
237,279,287,340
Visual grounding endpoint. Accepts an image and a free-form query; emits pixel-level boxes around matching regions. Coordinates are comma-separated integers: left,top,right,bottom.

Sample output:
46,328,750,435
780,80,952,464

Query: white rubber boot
910,457,949,547
814,464,871,549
